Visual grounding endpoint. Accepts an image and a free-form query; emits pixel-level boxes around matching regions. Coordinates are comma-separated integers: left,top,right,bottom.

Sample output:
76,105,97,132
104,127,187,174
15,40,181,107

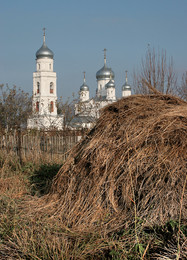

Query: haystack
48,94,187,229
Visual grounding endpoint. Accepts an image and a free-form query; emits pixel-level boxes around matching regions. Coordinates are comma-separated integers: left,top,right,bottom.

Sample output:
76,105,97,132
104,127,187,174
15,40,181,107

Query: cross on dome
35,28,54,59
43,27,46,43
83,71,86,83
125,70,128,83
103,48,107,66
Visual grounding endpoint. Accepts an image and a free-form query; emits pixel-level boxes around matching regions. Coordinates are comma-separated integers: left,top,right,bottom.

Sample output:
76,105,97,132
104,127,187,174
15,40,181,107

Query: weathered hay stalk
47,94,187,229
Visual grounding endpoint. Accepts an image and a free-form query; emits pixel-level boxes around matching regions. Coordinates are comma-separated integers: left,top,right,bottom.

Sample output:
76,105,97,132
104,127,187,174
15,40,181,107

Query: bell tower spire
43,27,46,43
125,70,128,83
83,71,86,83
103,48,107,66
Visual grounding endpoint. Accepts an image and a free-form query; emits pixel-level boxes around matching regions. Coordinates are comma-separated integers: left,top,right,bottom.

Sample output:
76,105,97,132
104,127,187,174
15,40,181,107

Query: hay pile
48,94,187,229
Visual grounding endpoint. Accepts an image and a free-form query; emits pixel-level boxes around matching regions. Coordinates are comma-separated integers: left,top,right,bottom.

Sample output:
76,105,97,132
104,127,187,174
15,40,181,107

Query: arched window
37,82,40,94
50,82,54,94
50,101,54,112
36,101,39,112
49,64,51,70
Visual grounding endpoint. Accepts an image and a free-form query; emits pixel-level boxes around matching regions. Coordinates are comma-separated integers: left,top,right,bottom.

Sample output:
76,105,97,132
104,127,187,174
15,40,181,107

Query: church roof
122,71,131,90
36,29,54,59
36,43,54,59
96,65,115,80
80,83,89,91
68,115,95,129
122,82,131,91
80,72,89,91
96,49,114,80
105,79,115,89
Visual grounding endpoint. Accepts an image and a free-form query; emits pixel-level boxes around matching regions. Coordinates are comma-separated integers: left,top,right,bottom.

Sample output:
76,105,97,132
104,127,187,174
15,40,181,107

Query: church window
36,101,39,112
38,64,40,70
37,82,40,94
50,82,54,93
50,101,54,112
49,64,51,70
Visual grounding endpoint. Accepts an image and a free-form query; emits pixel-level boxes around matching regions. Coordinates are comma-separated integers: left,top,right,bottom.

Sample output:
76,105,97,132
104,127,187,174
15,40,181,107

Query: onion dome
80,72,89,91
105,73,115,89
122,71,131,90
36,43,54,59
96,48,115,80
80,83,89,91
105,80,115,88
36,28,54,59
122,81,131,91
96,65,115,80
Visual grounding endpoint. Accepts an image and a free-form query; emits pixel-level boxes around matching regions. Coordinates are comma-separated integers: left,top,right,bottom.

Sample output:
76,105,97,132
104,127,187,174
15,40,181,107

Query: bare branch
133,47,177,95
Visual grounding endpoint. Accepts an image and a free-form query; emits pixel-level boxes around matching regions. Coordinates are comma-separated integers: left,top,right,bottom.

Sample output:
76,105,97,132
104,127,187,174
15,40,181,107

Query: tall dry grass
0,94,187,259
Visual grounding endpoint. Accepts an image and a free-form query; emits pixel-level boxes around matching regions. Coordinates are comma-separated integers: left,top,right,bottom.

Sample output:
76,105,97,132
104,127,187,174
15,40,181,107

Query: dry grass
47,95,187,228
0,94,186,259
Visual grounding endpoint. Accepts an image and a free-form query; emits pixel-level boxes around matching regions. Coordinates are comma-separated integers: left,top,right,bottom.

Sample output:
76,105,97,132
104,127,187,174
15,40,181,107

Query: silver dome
80,83,89,91
80,72,89,91
105,79,115,89
36,42,54,59
96,64,115,80
122,82,131,91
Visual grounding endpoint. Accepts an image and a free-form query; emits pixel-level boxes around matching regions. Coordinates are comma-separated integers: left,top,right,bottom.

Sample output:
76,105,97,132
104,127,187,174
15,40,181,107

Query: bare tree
0,84,32,131
133,47,177,94
57,96,77,129
177,72,187,101
0,85,32,163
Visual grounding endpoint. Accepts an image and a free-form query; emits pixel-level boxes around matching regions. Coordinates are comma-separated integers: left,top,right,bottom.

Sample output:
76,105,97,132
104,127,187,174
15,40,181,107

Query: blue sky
1,0,187,100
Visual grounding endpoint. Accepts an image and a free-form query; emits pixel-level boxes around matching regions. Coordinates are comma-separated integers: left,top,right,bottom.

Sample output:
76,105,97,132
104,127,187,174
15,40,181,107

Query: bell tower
28,29,63,129
33,28,57,116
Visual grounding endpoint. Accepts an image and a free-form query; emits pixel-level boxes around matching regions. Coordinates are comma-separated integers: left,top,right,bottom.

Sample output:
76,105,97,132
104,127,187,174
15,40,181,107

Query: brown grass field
0,94,186,259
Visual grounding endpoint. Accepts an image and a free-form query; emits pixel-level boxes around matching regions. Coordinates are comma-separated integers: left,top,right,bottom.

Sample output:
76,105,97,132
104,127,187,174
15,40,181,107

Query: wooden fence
0,130,84,162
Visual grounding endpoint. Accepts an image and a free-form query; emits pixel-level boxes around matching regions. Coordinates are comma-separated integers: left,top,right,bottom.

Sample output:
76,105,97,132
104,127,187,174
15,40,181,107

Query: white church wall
97,78,110,97
27,115,63,130
79,90,89,102
36,57,54,72
33,72,57,96
122,90,131,97
106,87,116,101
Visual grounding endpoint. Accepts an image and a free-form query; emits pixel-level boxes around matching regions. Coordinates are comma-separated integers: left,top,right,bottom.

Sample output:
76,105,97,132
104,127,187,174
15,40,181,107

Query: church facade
70,49,132,129
28,30,131,130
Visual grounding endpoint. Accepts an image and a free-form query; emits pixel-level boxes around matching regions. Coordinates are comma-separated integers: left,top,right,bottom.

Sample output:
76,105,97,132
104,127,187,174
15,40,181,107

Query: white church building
28,30,131,130
70,49,132,129
27,29,63,130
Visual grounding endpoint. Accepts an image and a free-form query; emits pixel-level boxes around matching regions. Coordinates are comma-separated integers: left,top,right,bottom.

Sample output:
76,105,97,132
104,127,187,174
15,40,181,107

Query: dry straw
44,94,187,232
1,93,186,259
